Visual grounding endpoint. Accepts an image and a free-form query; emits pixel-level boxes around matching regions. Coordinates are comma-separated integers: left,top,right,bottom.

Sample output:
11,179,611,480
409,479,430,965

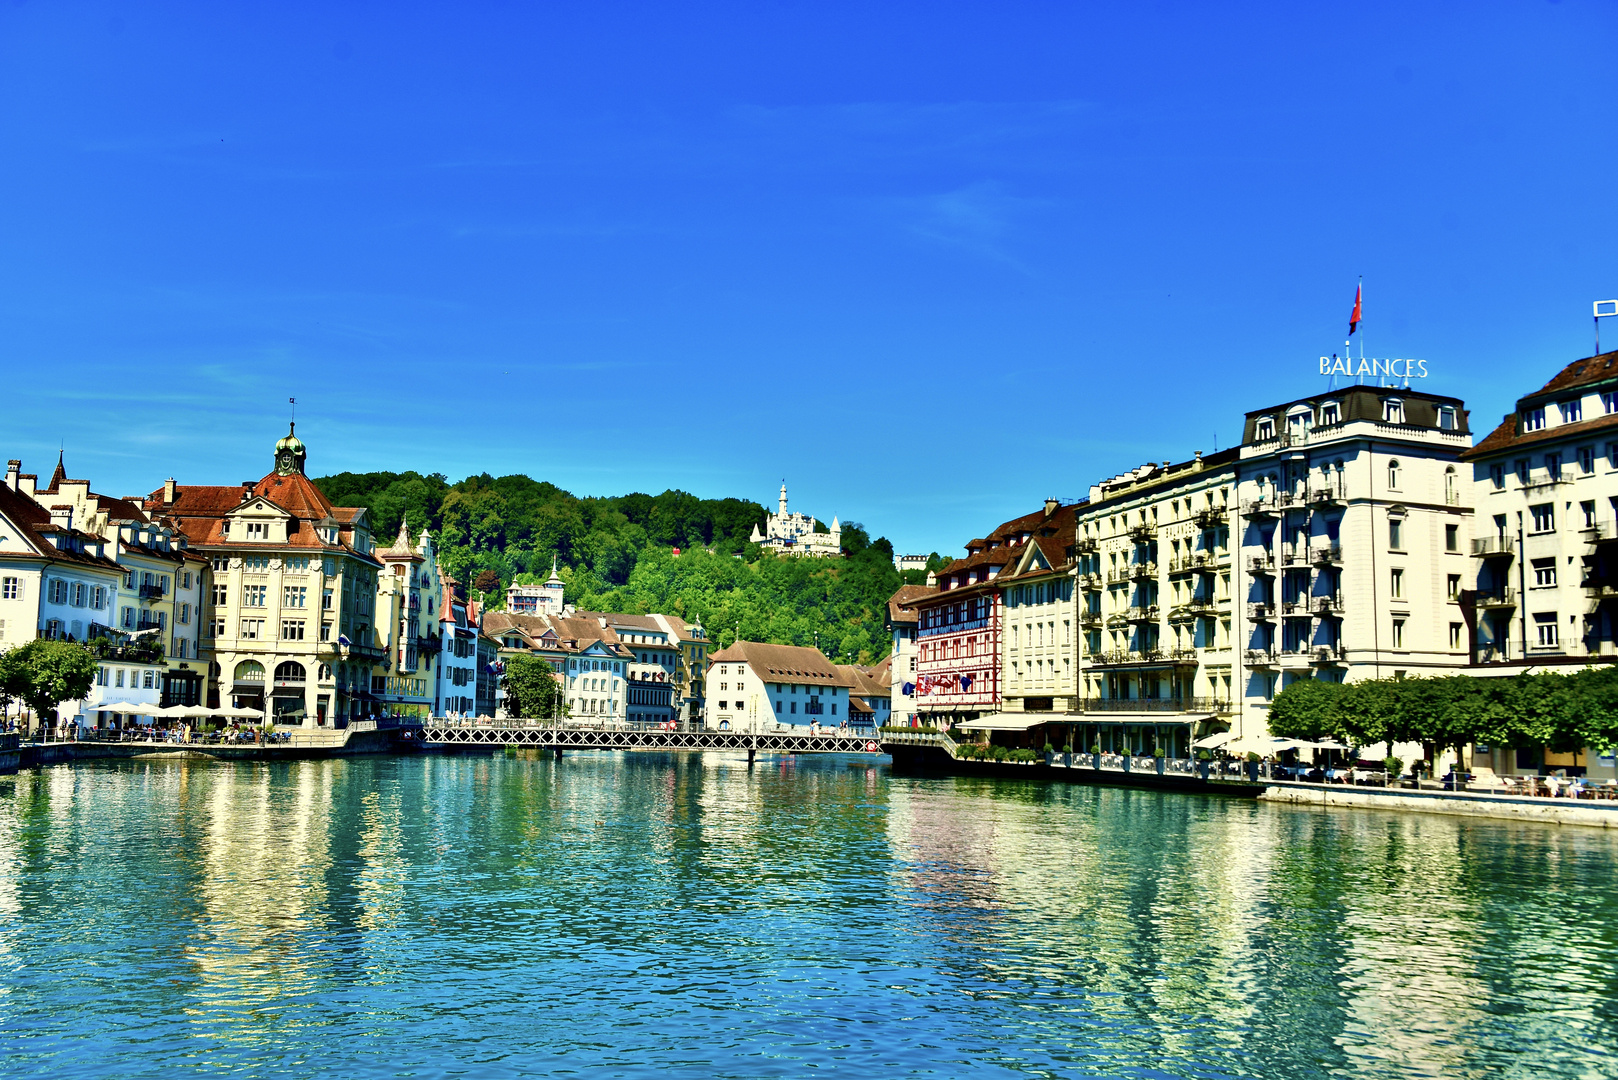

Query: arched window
274,661,306,683
233,660,264,682
1388,459,1402,490
1445,465,1458,504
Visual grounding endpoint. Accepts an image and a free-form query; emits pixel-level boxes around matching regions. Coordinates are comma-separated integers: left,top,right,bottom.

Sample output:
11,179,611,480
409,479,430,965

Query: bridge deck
418,721,884,755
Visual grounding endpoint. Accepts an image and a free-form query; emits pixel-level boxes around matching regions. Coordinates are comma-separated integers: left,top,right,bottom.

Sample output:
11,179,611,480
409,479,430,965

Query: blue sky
2,2,1614,557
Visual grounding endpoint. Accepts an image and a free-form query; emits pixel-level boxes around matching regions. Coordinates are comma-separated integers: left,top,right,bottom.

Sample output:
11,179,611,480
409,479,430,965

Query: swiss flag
1348,284,1362,336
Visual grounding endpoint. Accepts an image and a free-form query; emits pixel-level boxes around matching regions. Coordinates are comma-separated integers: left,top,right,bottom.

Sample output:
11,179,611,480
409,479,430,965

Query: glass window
1530,503,1555,533
1521,407,1546,432
1389,518,1404,549
1391,568,1404,598
1534,612,1558,647
1391,618,1405,649
1563,398,1583,423
1532,559,1557,587
1388,459,1401,489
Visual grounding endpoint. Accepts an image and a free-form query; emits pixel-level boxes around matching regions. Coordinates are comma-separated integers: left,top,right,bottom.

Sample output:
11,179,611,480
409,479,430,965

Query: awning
1074,713,1207,724
957,714,1049,732
1194,731,1235,749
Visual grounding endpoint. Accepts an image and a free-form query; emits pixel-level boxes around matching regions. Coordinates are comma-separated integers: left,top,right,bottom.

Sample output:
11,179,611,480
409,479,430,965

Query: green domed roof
276,423,305,453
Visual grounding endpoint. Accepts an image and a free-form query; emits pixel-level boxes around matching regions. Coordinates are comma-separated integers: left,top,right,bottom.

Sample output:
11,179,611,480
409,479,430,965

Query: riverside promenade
880,729,1618,828
12,719,406,768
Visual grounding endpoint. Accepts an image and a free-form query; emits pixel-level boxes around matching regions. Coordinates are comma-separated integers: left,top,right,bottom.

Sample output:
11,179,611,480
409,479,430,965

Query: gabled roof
0,483,122,572
710,640,853,687
1462,351,1618,461
886,584,935,625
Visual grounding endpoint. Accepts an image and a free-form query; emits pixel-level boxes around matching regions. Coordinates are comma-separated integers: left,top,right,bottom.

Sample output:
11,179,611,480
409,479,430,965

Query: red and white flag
1348,284,1362,336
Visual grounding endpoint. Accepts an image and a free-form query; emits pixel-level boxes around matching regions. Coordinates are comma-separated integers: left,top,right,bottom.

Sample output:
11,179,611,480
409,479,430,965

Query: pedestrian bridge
417,718,885,758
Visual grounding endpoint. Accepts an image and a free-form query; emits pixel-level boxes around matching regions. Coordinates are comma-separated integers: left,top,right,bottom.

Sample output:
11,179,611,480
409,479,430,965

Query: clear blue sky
2,2,1613,557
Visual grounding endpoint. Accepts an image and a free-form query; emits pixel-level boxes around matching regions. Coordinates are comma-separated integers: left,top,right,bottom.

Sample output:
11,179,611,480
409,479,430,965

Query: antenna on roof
1596,300,1618,354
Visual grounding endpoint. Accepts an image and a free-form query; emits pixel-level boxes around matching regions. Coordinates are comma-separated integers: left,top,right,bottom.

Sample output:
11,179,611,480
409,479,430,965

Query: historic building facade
706,640,852,731
1461,350,1618,667
749,483,842,557
1231,386,1473,741
884,584,932,727
146,426,386,726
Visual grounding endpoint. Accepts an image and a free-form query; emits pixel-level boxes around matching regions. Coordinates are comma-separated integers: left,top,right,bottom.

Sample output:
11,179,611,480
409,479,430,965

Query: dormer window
1255,418,1275,442
1320,401,1340,426
1563,398,1583,424
1437,406,1457,431
1521,406,1546,432
1382,398,1404,424
245,522,269,540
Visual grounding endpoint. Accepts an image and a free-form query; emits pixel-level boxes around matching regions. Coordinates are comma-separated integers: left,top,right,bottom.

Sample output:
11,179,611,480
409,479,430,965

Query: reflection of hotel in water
908,386,1474,753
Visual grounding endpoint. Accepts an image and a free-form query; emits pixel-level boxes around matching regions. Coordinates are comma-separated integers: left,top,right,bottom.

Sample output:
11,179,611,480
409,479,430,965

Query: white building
885,585,931,726
749,483,842,557
1462,349,1618,666
1231,386,1474,740
706,640,852,731
436,561,481,717
506,559,567,615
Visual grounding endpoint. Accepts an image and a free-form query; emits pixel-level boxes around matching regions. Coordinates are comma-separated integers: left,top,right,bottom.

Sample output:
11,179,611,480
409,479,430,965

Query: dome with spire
273,423,308,476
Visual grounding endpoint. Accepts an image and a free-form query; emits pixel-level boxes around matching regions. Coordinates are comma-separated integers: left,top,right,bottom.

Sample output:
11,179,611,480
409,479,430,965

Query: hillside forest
312,471,944,663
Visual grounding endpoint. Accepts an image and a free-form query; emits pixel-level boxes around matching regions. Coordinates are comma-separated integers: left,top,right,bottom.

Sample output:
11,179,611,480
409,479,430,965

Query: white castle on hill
750,482,842,557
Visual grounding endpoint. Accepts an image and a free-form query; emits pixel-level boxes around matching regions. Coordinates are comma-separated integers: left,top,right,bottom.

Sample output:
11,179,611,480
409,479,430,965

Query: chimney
49,505,73,531
164,478,176,504
4,460,17,491
1044,497,1059,516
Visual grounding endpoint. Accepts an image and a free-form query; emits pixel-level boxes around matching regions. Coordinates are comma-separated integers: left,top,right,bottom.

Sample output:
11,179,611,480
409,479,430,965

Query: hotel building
1231,386,1473,737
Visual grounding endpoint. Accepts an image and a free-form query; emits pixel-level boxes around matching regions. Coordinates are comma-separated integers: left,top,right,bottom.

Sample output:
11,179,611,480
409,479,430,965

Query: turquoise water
1,753,1616,1079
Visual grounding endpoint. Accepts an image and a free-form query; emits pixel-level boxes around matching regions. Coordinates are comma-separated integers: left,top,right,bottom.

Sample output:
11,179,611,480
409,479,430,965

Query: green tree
1267,677,1347,742
1,640,97,736
501,654,567,720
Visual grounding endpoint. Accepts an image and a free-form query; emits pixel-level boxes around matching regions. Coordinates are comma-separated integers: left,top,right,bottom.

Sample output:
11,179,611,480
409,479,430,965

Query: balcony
1242,498,1280,519
1081,696,1230,714
1128,561,1158,582
1310,546,1343,567
1079,611,1103,629
1311,645,1347,665
1471,536,1515,559
1167,557,1195,576
1077,573,1102,590
1125,605,1160,624
1128,523,1158,543
1167,647,1199,665
1248,555,1276,574
1280,545,1308,567
1185,597,1218,616
1244,649,1279,667
1279,647,1313,665
1282,600,1311,618
1587,582,1618,602
1474,587,1517,609
1312,594,1344,616
1586,522,1618,547
1191,551,1224,572
1192,507,1225,529
1310,485,1345,507
1075,537,1099,555
1247,602,1276,621
139,582,166,600
1105,568,1134,586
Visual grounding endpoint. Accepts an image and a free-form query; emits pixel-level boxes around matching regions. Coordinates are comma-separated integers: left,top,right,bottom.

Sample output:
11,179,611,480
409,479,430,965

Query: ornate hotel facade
896,385,1475,756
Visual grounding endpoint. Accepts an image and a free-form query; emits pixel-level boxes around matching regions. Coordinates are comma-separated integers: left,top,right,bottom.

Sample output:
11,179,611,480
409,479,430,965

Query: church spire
46,450,67,492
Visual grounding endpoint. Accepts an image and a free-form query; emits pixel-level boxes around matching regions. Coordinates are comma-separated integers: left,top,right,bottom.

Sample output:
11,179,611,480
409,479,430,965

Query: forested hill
312,471,934,663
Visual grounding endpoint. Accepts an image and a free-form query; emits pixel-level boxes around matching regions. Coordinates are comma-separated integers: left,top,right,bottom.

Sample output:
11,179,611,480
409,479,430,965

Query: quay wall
1260,782,1618,829
16,728,401,768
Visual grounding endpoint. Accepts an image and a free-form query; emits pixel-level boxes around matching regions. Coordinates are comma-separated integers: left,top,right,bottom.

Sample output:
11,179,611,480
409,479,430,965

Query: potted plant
1043,741,1056,765
1195,747,1212,781
1061,741,1074,767
1245,750,1262,782
1091,741,1103,769
1151,743,1167,775
1384,755,1403,788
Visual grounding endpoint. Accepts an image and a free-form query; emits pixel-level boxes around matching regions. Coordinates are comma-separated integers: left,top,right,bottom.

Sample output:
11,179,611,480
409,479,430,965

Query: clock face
277,451,295,473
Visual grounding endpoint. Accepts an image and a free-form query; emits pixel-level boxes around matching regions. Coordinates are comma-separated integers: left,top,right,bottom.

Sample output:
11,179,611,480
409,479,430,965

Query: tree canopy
0,640,97,730
1267,667,1618,761
501,654,568,719
315,471,929,664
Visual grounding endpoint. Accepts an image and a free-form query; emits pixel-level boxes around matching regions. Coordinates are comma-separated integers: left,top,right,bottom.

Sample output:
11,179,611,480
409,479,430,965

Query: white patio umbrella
153,705,193,719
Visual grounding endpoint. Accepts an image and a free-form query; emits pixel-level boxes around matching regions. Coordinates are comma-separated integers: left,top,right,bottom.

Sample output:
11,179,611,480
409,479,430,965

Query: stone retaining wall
1260,783,1618,828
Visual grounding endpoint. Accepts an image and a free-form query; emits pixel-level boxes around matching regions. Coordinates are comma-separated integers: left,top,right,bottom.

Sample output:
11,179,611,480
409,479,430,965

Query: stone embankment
1260,782,1618,829
15,723,404,768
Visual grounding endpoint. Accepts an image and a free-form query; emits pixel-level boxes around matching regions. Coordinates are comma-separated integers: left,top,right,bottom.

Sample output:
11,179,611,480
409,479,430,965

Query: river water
1,752,1615,1079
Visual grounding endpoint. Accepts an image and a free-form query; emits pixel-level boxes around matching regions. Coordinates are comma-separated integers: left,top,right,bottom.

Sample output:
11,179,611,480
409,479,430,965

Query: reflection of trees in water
884,782,1618,1079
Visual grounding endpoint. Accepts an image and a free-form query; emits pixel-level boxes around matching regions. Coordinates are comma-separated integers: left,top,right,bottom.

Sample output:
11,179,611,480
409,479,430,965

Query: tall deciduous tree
1,641,97,735
502,654,567,720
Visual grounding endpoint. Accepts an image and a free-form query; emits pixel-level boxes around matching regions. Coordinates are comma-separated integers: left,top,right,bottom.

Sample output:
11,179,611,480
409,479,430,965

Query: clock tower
274,423,307,476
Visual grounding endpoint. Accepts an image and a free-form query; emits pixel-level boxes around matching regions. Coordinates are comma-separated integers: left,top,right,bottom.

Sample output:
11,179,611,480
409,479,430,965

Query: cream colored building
707,640,853,731
147,426,386,726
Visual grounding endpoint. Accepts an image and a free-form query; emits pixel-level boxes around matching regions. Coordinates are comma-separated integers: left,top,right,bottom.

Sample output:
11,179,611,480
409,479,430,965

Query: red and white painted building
912,501,1071,724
